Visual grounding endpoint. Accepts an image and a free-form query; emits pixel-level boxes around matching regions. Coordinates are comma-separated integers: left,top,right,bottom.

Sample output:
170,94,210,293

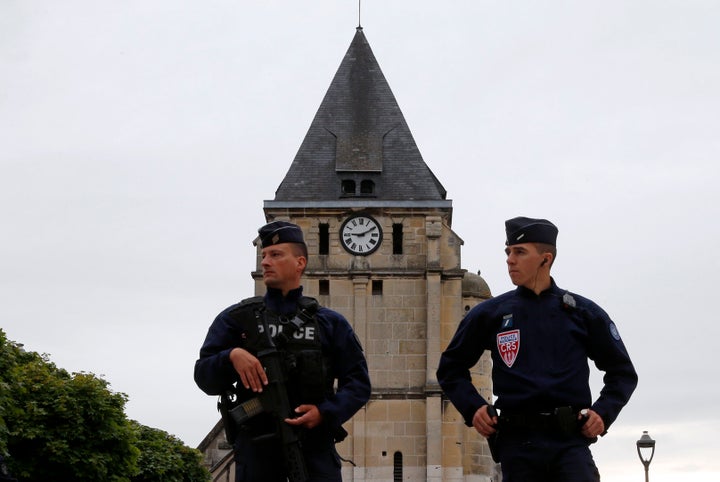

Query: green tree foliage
0,330,210,482
0,332,13,457
0,329,139,480
130,422,209,482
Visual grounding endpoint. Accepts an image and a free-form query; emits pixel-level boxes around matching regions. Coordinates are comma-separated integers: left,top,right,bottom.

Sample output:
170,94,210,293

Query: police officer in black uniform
195,221,371,481
437,216,638,482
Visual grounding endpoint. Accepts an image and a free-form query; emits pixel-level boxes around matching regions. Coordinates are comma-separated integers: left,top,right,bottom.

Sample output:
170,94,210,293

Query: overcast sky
2,1,718,481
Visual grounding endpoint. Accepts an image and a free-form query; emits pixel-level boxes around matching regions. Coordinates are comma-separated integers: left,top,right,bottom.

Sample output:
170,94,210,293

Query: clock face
340,215,382,255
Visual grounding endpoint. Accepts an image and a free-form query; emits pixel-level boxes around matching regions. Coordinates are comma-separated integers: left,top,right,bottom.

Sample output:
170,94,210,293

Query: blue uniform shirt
437,279,637,430
194,286,371,432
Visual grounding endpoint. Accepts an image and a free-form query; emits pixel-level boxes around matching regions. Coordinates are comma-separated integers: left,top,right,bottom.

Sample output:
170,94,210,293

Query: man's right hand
472,404,498,438
229,348,268,392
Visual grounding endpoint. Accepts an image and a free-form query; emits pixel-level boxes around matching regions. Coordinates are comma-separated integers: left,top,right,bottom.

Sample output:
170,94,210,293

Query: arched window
341,180,356,195
360,179,375,194
393,451,403,481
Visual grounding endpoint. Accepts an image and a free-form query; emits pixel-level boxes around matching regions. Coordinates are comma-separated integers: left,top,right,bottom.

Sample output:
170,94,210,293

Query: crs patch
497,329,520,368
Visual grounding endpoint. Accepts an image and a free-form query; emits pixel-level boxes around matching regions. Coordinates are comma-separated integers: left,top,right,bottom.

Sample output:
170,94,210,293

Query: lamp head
636,430,656,465
637,431,656,448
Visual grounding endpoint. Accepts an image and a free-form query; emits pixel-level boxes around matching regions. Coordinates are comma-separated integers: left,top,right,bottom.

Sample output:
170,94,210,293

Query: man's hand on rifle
472,404,498,438
285,404,323,429
230,348,268,392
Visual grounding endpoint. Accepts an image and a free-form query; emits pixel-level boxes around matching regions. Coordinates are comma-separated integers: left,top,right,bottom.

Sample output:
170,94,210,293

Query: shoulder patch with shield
497,329,520,368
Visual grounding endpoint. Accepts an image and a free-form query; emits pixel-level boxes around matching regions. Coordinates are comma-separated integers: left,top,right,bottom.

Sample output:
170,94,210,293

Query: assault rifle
220,348,308,482
219,308,313,482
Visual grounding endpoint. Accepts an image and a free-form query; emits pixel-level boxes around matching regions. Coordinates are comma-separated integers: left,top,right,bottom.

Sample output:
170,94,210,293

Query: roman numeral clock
340,214,382,255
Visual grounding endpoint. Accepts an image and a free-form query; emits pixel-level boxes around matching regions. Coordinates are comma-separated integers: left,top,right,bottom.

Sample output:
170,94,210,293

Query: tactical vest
227,296,332,407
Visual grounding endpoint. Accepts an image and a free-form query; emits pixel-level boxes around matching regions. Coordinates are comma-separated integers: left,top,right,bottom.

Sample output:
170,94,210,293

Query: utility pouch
218,390,240,444
554,406,577,435
293,350,327,403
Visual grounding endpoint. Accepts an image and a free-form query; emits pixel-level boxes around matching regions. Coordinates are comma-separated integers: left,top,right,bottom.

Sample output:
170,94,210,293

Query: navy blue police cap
257,221,306,248
505,216,558,246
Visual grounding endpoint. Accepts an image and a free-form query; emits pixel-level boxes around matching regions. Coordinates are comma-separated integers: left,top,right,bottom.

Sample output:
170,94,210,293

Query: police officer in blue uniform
195,221,371,481
437,217,638,482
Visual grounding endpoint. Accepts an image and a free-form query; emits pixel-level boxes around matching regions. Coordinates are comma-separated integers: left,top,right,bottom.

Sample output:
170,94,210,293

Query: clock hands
352,225,378,236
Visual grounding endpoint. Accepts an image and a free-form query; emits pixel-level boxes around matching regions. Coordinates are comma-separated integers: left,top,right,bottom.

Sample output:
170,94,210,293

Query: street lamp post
636,431,656,482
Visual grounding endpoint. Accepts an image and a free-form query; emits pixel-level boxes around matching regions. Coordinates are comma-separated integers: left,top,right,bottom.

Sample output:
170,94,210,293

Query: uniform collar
264,286,303,315
515,278,562,298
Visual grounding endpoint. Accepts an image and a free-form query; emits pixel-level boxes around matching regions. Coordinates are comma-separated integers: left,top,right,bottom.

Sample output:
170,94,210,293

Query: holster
554,406,577,435
486,405,500,463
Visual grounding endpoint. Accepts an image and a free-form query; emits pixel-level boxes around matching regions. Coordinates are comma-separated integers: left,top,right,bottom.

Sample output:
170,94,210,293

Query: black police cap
257,221,305,248
505,216,558,246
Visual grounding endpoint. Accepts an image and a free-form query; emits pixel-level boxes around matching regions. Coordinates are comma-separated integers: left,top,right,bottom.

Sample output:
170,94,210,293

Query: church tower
198,26,496,481
258,27,495,481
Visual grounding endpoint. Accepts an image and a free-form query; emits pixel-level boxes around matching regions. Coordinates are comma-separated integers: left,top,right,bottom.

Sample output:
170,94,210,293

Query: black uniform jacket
194,287,371,432
437,280,638,430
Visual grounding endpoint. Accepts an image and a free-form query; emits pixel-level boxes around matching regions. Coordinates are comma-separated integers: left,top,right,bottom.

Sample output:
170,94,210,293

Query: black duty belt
499,406,582,434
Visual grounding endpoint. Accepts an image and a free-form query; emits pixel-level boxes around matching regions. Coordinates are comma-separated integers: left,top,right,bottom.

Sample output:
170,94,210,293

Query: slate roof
270,27,448,206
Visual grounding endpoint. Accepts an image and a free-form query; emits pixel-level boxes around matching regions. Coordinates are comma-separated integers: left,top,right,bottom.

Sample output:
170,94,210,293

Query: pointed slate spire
270,28,448,206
